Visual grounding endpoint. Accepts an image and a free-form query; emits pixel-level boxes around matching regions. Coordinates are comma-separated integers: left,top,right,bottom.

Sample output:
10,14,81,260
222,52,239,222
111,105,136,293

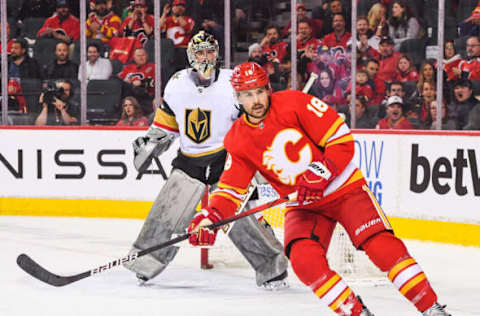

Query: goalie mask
187,31,219,79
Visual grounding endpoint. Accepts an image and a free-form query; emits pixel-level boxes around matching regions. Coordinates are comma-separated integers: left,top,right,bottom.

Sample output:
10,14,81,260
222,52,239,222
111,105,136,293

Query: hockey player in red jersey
187,62,451,316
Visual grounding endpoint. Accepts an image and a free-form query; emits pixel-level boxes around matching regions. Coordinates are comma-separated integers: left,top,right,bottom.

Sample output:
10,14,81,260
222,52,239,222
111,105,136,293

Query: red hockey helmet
231,62,269,92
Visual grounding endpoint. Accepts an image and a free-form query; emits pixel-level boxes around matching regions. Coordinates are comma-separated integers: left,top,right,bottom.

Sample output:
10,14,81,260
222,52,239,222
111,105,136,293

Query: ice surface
1,216,479,316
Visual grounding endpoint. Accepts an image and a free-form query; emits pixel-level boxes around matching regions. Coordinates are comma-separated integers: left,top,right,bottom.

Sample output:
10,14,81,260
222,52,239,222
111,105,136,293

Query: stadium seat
33,38,62,68
110,59,124,77
20,17,46,39
454,36,469,58
145,38,176,81
403,81,418,101
457,0,478,23
19,78,42,114
471,80,480,95
87,79,122,124
399,38,426,69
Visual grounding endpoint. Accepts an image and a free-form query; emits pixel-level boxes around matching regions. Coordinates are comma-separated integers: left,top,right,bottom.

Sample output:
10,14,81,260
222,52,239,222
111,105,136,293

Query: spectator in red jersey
443,40,462,82
310,68,343,108
121,0,154,46
376,96,414,129
322,13,351,50
377,35,402,83
260,24,288,63
280,3,323,39
345,69,374,104
86,0,121,43
160,0,195,70
116,96,149,127
386,0,421,51
297,19,322,56
0,23,15,55
364,58,386,105
7,78,28,114
118,47,155,115
37,0,80,44
456,35,480,81
395,54,419,82
247,43,284,92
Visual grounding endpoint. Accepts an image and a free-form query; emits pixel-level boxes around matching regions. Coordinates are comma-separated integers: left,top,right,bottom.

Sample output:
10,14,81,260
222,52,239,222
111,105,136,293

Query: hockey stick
302,72,318,93
17,195,291,287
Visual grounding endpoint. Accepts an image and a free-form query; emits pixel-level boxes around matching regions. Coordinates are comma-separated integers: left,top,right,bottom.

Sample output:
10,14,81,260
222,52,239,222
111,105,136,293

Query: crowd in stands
2,0,480,130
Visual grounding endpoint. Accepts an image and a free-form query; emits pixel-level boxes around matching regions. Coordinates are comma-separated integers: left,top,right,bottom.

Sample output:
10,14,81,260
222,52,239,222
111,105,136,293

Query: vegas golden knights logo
185,108,211,144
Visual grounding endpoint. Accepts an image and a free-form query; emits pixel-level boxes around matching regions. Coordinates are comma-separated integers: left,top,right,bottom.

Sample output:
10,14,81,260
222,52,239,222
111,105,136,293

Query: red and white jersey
121,14,154,45
118,63,155,83
458,57,480,81
262,41,288,62
162,16,195,48
209,90,366,218
443,55,462,81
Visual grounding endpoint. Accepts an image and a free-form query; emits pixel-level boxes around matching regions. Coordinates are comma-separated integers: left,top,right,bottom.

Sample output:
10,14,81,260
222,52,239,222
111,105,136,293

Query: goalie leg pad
123,169,206,280
228,214,289,286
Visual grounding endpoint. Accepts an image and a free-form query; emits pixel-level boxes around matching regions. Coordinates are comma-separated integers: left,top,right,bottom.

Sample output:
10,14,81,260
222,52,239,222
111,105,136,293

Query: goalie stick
17,195,291,287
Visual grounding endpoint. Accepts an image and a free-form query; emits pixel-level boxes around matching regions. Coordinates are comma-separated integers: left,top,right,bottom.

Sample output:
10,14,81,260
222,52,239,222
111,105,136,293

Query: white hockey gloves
133,126,174,172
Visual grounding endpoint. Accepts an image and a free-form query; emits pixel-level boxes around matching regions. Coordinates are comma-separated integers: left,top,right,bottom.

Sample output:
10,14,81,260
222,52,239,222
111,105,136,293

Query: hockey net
199,184,387,283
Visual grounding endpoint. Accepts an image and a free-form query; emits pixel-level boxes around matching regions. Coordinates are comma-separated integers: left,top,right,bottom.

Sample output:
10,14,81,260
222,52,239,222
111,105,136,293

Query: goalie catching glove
188,207,224,246
296,158,338,205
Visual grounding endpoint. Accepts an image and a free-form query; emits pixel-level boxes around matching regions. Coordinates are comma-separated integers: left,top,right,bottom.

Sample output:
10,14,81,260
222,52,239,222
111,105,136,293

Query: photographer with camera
121,0,153,46
117,47,155,115
34,80,79,126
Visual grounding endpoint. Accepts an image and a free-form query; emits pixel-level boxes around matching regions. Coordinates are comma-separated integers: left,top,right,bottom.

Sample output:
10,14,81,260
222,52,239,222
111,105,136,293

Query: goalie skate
258,271,289,291
422,303,451,316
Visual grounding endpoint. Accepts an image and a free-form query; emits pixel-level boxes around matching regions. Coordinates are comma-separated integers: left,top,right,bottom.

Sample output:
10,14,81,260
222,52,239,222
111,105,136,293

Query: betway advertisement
1,128,479,224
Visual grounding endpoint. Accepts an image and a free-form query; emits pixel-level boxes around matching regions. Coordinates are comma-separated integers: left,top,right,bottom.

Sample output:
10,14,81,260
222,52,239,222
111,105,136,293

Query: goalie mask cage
195,186,387,284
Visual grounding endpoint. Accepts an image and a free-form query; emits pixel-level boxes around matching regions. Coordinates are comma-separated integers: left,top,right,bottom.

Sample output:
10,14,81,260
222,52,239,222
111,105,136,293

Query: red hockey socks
362,232,438,312
289,239,364,316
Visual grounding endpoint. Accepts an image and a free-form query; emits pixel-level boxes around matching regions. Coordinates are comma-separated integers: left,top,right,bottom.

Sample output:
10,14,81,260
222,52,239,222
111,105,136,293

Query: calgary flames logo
262,129,312,185
185,108,211,144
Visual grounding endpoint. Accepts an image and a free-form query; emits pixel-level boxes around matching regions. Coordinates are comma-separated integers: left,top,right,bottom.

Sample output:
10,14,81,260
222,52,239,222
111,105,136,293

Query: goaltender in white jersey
123,31,289,290
154,67,238,157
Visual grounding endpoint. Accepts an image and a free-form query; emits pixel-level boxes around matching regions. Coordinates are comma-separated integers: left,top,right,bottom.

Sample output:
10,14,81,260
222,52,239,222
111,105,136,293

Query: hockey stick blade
17,196,290,287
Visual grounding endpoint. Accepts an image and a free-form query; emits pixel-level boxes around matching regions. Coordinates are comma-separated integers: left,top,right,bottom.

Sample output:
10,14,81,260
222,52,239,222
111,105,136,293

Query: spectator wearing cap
80,42,112,81
160,0,195,70
86,0,121,43
455,35,480,81
121,0,154,46
377,35,402,83
8,38,42,79
376,96,414,129
447,78,480,129
322,13,351,50
248,43,284,91
44,41,78,80
37,0,80,44
280,3,323,39
386,0,420,51
459,2,480,38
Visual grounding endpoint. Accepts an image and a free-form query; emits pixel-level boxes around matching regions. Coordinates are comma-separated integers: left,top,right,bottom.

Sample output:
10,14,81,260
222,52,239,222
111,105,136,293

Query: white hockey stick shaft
302,72,318,93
